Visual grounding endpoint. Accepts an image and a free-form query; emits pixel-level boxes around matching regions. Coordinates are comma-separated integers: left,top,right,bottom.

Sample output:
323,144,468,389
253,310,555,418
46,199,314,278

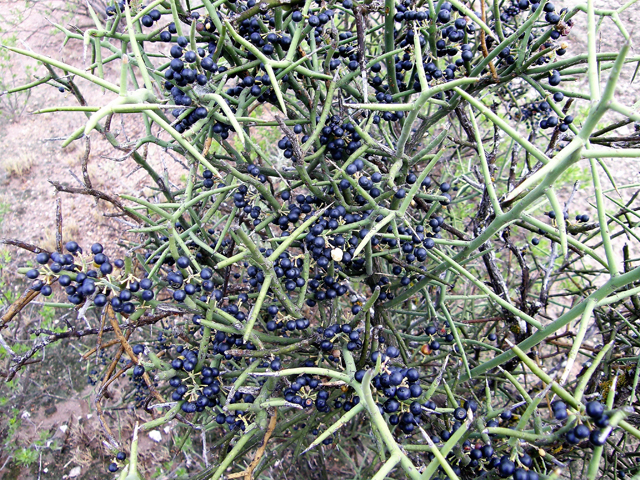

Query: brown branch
453,105,477,147
0,358,41,377
440,221,469,241
106,304,138,364
55,198,63,253
4,336,48,381
202,136,213,157
105,304,164,403
104,112,113,134
94,306,135,448
539,242,559,309
414,197,469,241
96,299,108,359
96,353,126,448
2,310,174,384
479,0,498,83
461,316,504,324
545,331,575,342
546,340,598,352
507,145,519,193
354,6,367,72
591,119,634,138
503,229,532,315
83,338,120,359
81,136,92,189
49,180,142,224
239,411,278,480
0,288,40,330
623,244,640,315
546,98,574,154
275,115,303,161
0,239,50,255
589,135,640,146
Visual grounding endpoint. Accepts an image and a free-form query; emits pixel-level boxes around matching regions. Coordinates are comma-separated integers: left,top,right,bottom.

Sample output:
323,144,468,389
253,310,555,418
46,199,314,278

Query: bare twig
0,239,50,255
49,180,142,224
81,136,92,188
539,242,559,308
0,289,40,330
55,198,63,253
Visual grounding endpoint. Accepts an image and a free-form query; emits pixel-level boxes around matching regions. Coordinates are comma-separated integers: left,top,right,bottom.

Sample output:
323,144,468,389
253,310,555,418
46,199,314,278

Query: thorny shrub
2,0,640,478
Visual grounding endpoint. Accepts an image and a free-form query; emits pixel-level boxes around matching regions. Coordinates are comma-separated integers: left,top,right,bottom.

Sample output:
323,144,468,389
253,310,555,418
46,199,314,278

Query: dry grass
1,151,35,177
41,216,80,251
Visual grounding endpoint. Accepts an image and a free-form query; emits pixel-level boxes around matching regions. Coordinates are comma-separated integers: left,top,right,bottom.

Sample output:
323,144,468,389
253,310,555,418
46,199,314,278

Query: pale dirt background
0,2,186,478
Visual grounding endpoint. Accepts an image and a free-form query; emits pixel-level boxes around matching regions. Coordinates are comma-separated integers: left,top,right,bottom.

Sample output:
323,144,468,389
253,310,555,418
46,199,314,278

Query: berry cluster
108,451,127,473
26,242,154,309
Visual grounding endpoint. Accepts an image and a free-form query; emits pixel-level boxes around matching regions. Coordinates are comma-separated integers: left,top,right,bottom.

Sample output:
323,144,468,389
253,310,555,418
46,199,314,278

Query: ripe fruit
498,457,515,477
565,430,579,444
586,401,605,419
177,256,190,269
453,407,467,420
554,408,568,420
589,429,608,446
574,424,590,439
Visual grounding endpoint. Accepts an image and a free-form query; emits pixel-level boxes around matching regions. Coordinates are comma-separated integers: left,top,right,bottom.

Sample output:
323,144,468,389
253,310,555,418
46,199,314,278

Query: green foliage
0,34,34,121
0,203,9,225
13,447,38,467
0,249,17,310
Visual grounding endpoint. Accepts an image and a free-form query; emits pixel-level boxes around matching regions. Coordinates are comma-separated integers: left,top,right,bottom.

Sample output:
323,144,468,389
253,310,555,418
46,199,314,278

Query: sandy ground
0,2,184,477
0,1,188,269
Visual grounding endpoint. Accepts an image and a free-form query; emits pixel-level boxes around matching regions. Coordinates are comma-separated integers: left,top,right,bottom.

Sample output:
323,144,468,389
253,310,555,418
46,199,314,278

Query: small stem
243,275,272,343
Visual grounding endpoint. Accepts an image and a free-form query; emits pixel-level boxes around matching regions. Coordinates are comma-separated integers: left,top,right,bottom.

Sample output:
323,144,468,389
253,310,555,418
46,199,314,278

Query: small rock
45,406,57,417
148,430,162,442
68,466,82,477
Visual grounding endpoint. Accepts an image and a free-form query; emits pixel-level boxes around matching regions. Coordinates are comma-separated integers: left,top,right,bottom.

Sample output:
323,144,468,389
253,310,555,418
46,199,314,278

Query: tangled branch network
2,0,640,478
